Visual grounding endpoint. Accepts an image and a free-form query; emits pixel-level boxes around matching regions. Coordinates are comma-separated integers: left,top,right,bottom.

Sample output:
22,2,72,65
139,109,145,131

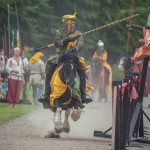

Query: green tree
0,0,149,63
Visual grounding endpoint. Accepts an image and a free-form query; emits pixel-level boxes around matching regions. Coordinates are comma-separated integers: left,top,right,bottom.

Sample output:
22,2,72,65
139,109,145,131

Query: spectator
21,51,29,100
29,52,45,104
0,49,5,72
0,49,8,80
0,52,4,98
6,47,24,107
0,54,4,95
0,49,8,65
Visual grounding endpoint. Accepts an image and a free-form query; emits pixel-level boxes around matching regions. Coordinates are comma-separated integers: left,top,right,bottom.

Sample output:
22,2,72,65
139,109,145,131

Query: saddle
50,65,82,108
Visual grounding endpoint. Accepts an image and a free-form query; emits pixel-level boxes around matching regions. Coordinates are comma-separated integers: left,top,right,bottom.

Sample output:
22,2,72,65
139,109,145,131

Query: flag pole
7,4,11,57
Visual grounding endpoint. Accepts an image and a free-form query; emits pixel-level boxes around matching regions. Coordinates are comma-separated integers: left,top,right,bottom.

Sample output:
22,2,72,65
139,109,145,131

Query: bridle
119,55,135,73
61,60,75,103
61,60,76,86
91,58,102,74
118,56,126,66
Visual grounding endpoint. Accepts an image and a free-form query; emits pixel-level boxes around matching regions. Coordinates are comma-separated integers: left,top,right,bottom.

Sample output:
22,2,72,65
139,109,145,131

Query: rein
62,85,73,105
124,65,135,73
60,63,73,103
61,60,74,85
119,55,135,73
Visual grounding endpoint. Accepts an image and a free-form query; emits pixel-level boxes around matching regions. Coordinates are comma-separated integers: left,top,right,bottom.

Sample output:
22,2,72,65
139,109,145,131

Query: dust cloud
25,91,112,139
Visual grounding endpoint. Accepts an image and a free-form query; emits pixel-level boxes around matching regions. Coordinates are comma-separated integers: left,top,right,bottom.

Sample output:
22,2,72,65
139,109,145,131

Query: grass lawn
0,64,123,126
0,103,37,126
112,64,124,80
0,82,39,126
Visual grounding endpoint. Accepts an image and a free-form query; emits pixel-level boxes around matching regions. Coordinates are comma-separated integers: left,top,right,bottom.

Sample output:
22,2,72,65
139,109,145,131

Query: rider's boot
80,88,93,104
78,66,92,104
38,87,51,103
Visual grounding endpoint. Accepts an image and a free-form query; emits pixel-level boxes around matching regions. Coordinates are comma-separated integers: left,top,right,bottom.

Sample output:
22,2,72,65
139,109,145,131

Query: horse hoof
55,127,62,133
54,121,62,133
55,124,62,133
62,127,70,133
45,130,60,138
71,109,81,122
62,122,70,133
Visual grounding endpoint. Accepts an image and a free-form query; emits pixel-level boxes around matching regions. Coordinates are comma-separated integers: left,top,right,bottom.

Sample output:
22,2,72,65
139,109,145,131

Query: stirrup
38,94,48,103
82,94,92,104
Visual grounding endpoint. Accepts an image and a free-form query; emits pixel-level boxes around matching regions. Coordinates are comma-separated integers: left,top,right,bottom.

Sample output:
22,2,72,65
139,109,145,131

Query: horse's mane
119,51,135,75
91,58,102,67
91,58,103,74
120,50,134,57
58,52,79,64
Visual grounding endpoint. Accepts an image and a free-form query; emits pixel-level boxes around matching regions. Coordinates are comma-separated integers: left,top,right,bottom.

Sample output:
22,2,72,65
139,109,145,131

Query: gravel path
0,95,150,150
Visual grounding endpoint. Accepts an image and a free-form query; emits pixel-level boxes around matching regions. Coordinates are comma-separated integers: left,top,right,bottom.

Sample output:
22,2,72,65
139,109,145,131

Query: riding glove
63,35,81,46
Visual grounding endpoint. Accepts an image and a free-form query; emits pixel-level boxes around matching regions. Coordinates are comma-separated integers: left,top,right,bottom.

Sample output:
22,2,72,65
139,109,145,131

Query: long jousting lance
35,14,139,52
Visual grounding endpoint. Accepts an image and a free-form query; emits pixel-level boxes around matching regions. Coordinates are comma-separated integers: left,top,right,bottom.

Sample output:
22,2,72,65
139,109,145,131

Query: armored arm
54,29,64,48
74,31,84,52
54,29,82,48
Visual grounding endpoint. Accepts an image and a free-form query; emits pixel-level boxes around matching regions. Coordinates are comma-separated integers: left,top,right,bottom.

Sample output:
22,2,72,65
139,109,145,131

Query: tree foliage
0,0,149,63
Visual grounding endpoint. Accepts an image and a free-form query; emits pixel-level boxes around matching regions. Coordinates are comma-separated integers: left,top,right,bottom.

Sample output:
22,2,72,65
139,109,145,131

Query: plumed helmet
62,12,78,23
97,40,104,49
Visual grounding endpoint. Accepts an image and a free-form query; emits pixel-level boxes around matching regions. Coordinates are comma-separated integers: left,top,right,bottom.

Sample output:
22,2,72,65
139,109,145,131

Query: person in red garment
133,38,150,97
130,13,150,107
6,47,24,107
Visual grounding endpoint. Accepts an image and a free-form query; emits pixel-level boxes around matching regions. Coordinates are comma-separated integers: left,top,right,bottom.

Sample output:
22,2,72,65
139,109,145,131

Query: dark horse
118,51,135,76
45,52,84,138
88,58,107,102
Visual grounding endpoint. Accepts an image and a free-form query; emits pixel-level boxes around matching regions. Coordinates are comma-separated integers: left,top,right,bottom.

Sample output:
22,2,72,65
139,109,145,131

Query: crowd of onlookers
0,47,45,107
0,46,150,108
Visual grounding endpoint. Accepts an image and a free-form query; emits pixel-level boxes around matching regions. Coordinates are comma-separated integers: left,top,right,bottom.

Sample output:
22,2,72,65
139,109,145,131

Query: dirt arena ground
0,94,150,150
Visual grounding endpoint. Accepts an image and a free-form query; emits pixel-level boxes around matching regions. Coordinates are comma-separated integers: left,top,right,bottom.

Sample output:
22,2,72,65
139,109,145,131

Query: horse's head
90,58,102,75
118,51,134,74
58,52,79,87
118,52,127,71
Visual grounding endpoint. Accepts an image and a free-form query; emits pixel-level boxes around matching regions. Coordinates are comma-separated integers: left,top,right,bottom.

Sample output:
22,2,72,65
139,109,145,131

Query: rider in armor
133,38,144,73
92,40,112,92
38,12,92,104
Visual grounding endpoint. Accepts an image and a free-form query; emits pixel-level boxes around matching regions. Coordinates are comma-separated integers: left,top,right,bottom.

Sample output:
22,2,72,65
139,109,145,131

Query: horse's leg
105,91,108,102
92,91,94,100
62,108,71,133
71,99,82,122
45,112,60,138
98,88,102,102
45,129,60,138
104,84,108,102
54,99,63,133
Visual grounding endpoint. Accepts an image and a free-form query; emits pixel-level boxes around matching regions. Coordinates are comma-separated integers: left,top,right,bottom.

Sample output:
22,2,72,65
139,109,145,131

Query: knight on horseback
38,12,92,105
92,40,112,92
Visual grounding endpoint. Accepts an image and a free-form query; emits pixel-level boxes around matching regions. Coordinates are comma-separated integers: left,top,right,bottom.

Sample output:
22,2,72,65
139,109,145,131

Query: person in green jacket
38,12,92,105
